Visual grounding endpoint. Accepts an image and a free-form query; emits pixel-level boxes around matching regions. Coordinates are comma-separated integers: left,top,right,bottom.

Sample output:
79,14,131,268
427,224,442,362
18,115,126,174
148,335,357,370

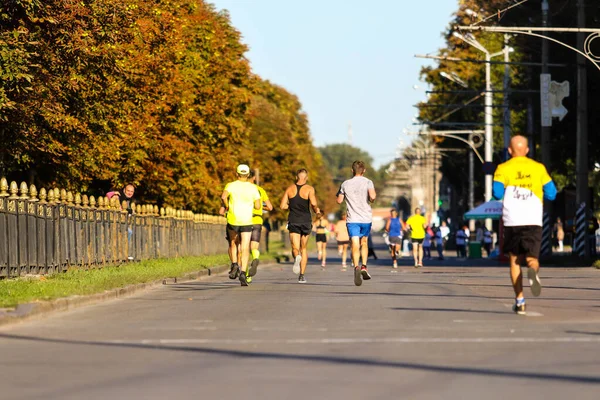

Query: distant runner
247,171,273,283
385,208,403,268
337,160,376,286
493,135,556,315
280,169,321,284
314,213,329,268
406,208,427,268
219,164,261,286
334,213,350,269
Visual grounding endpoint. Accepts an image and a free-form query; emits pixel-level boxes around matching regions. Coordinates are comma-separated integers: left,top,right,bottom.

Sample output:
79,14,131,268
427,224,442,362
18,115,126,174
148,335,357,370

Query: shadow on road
0,332,598,385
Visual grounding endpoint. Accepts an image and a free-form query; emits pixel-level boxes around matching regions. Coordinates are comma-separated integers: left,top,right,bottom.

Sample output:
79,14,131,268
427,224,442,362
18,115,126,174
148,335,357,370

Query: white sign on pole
549,80,569,121
540,73,552,127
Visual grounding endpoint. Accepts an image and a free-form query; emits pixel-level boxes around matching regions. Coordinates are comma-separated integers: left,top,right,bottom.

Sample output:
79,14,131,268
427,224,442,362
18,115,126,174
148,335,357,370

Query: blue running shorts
347,223,372,238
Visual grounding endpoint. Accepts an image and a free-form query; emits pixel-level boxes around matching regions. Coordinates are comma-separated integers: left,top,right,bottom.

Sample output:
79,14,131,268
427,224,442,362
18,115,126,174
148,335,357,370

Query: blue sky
210,0,457,167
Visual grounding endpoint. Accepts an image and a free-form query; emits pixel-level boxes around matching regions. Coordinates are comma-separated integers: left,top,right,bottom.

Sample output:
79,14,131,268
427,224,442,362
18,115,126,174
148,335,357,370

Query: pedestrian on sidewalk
220,164,262,286
337,160,377,286
455,228,468,259
280,168,321,284
493,135,557,315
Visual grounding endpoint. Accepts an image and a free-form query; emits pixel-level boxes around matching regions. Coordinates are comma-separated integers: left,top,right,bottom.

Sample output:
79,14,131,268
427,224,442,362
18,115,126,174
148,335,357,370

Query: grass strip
0,254,230,308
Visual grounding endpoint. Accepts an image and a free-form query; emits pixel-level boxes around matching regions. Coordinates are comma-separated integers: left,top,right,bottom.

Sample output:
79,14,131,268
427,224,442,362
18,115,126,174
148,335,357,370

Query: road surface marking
108,337,600,345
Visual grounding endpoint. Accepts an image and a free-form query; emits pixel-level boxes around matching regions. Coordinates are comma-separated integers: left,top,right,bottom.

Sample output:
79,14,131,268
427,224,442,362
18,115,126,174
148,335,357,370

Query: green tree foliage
418,0,600,211
248,80,337,217
0,0,336,215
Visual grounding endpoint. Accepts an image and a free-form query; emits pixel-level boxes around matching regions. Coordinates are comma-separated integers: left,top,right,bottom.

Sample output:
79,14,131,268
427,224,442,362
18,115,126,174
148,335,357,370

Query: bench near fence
0,178,228,278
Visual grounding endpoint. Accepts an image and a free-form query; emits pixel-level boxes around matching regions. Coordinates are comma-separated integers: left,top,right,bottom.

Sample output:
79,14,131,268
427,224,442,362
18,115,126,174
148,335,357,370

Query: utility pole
484,51,493,230
541,0,551,167
576,0,589,257
503,34,512,161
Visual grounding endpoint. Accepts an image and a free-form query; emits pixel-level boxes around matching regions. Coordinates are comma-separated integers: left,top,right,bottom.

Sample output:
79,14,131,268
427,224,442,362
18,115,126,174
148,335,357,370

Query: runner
385,209,403,268
247,171,274,283
406,208,427,268
314,213,329,268
280,168,321,283
493,135,557,315
219,164,262,286
336,160,377,286
334,213,350,269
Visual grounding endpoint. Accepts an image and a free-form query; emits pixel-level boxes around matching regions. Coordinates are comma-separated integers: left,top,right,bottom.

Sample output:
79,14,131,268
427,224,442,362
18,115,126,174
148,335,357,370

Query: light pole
452,32,504,229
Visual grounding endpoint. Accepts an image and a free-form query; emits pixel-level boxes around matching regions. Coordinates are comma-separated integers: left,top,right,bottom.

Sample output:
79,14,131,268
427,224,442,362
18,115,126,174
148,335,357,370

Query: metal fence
0,178,228,278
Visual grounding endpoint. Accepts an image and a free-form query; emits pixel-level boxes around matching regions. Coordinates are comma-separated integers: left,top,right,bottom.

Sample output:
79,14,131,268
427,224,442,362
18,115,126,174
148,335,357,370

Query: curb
0,264,230,328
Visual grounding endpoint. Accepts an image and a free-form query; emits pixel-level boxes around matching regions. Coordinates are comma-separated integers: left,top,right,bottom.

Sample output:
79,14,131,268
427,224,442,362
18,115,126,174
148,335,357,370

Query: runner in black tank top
289,184,311,224
280,169,321,283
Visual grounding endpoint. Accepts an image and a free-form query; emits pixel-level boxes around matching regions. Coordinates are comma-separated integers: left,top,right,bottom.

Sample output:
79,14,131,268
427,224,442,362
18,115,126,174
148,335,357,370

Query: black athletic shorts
412,238,424,244
337,240,350,246
226,224,253,241
288,222,312,236
251,224,262,243
316,233,327,243
503,225,542,258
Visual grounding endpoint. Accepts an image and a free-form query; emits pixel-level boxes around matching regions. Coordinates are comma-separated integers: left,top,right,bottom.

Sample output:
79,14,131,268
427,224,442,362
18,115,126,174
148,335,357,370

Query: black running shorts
503,225,542,258
412,238,424,244
288,222,312,236
316,233,327,243
251,224,262,243
226,224,253,241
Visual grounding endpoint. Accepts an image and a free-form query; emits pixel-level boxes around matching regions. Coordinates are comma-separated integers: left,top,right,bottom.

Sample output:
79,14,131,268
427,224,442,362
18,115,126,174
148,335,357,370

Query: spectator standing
456,228,468,259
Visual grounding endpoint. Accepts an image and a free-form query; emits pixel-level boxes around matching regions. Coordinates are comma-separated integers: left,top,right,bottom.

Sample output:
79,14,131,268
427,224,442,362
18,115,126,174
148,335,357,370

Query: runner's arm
308,187,321,216
219,190,229,215
263,199,274,211
385,218,391,232
368,187,377,203
280,188,290,210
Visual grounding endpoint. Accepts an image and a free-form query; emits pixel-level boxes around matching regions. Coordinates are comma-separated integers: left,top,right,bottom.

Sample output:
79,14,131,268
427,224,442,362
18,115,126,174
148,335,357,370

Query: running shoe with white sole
298,274,306,284
229,263,240,279
512,302,526,315
354,267,362,286
292,255,302,275
527,267,542,297
360,265,371,280
249,258,259,277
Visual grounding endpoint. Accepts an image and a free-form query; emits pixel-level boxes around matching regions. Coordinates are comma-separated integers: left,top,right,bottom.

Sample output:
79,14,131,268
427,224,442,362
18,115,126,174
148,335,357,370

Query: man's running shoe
292,255,301,275
298,274,306,284
229,263,240,279
354,266,362,286
239,271,248,286
246,275,252,284
360,265,371,280
528,267,542,297
321,261,326,268
393,261,398,269
512,302,526,315
249,258,259,277
341,263,347,270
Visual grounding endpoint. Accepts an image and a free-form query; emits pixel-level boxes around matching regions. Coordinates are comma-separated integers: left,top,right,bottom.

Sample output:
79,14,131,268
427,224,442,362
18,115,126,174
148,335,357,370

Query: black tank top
288,184,311,223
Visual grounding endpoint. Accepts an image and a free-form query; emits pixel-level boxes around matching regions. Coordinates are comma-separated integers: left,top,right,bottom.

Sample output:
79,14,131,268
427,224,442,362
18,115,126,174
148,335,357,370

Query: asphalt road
1,236,600,399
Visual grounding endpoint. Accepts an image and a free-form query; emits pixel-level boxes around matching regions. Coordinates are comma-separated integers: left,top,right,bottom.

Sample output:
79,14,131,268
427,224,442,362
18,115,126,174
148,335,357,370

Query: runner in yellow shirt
247,171,273,283
406,208,427,268
493,135,556,315
219,164,261,286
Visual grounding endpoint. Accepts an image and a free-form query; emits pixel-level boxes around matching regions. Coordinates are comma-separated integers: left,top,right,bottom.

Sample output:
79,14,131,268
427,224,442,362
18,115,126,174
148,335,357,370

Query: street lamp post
452,32,505,230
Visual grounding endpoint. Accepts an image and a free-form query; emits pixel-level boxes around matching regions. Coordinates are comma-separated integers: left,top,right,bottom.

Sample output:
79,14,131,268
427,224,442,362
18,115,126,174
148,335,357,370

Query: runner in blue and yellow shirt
493,135,556,315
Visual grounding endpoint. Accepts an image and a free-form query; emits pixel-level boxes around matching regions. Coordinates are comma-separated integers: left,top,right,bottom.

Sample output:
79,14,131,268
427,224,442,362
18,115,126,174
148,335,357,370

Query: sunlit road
1,236,600,399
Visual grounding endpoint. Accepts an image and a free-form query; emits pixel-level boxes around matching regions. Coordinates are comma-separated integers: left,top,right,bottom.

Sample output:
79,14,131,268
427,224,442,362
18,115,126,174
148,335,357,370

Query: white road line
108,337,600,345
141,327,217,331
